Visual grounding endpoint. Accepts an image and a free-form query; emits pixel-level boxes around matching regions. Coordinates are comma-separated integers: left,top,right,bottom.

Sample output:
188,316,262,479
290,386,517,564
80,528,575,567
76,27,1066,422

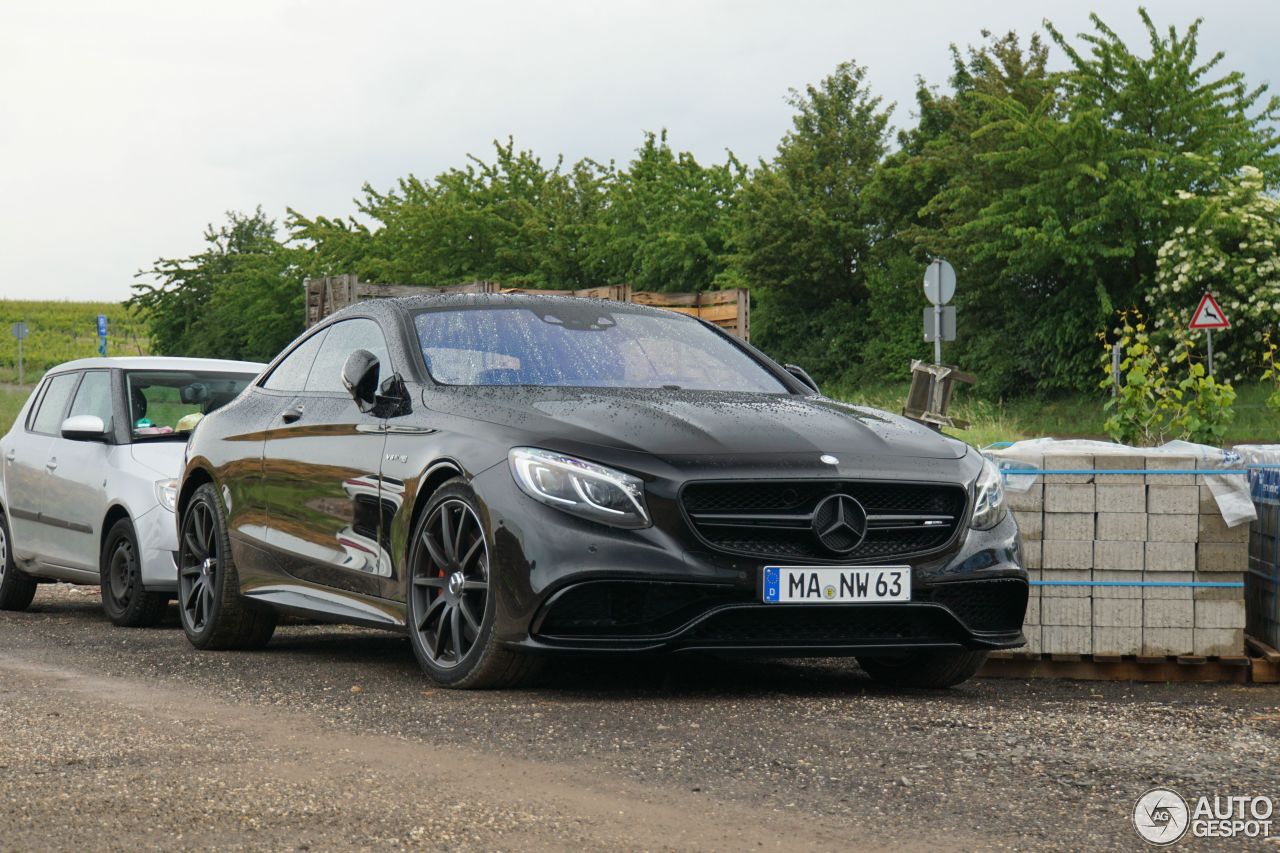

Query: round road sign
923,259,956,306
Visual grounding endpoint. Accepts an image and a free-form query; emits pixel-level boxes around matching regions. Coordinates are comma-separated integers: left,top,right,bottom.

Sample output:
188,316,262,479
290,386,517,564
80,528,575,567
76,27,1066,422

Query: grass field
828,381,1279,448
0,301,150,384
0,386,31,433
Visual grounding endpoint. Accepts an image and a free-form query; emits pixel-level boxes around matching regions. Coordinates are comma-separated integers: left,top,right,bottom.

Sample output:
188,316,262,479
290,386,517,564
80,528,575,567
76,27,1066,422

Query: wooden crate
304,276,750,340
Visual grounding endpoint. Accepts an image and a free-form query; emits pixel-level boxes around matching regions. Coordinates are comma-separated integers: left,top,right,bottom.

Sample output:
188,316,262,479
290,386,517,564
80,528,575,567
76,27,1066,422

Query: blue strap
1031,580,1243,588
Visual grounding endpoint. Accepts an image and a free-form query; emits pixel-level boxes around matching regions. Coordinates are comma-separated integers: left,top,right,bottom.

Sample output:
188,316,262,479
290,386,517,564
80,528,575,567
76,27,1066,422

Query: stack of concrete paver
1006,450,1248,657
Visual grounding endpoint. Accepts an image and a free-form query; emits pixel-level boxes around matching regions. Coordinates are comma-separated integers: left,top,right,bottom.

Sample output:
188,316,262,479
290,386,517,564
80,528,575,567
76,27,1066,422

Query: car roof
326,292,690,322
44,356,266,375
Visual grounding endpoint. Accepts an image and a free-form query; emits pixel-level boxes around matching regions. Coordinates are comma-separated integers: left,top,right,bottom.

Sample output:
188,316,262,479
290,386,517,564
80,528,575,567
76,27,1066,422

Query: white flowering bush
1151,166,1280,377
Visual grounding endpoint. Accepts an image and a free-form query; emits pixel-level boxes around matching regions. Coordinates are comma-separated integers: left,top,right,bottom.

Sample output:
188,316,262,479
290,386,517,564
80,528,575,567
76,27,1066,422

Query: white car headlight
155,478,178,513
508,447,651,529
970,457,1007,530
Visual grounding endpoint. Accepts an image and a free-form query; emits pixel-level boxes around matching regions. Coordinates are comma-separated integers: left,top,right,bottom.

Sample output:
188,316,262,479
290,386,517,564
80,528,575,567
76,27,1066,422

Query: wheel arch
403,458,467,559
99,503,133,558
177,466,215,520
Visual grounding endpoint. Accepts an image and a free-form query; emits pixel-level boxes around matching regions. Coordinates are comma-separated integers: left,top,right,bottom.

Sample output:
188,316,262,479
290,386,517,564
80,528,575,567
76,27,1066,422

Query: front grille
926,579,1028,632
684,604,959,645
681,480,968,562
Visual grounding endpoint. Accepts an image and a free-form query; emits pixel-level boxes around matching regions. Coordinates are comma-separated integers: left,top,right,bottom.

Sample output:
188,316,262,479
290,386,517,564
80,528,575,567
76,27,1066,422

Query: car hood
425,387,967,460
129,440,187,478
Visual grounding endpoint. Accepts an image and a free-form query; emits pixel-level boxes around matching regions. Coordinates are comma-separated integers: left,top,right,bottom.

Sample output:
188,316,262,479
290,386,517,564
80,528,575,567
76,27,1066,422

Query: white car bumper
135,504,179,592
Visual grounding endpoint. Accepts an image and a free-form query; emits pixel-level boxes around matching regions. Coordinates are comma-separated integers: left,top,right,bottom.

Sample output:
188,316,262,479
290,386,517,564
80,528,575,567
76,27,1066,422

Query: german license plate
762,566,911,604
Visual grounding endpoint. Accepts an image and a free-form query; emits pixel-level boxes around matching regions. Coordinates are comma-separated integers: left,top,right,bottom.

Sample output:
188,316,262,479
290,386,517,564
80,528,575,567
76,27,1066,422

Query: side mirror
784,364,821,395
61,414,107,441
342,349,381,413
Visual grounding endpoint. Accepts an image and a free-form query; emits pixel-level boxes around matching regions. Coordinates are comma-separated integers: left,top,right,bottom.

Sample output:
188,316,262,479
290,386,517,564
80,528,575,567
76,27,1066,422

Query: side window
68,370,114,430
305,319,392,394
30,373,81,435
262,330,328,392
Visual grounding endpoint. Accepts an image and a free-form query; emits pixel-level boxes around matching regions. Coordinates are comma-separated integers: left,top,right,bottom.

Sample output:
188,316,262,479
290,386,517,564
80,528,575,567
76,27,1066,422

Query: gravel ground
2,584,1279,851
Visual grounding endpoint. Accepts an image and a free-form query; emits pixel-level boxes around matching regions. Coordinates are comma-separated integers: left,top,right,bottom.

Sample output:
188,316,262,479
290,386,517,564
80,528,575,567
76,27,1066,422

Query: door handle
45,458,57,471
281,406,304,423
5,450,14,463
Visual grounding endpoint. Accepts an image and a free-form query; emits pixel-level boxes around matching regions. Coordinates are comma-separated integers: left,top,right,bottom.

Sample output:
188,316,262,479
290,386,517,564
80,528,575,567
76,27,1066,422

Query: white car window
30,373,80,435
68,370,113,430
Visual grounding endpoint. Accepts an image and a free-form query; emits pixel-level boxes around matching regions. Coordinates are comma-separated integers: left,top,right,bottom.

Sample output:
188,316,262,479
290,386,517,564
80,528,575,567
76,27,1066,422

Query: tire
0,510,36,611
857,649,989,689
177,483,276,650
100,517,168,627
405,479,540,689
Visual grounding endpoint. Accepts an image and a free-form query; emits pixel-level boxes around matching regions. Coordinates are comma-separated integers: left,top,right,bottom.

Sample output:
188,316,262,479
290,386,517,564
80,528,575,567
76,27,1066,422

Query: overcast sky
1,1,1276,302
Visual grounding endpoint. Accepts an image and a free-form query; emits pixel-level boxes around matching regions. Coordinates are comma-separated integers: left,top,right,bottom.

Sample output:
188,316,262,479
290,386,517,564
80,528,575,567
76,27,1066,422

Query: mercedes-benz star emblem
812,493,868,554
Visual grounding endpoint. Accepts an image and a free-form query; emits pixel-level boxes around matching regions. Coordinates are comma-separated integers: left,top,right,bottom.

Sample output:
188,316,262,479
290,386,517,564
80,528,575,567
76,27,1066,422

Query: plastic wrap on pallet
984,438,1255,526
1236,445,1280,650
1235,445,1280,507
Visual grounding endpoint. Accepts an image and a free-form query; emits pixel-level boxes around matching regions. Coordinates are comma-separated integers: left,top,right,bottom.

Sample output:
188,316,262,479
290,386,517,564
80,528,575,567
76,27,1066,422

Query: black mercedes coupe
176,294,1026,688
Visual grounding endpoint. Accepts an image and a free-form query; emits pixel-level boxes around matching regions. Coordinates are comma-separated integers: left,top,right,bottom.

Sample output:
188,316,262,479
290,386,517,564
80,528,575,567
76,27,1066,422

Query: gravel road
2,584,1278,852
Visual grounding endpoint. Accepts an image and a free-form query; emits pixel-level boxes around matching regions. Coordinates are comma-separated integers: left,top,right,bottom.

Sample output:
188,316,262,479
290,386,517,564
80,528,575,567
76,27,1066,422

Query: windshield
413,305,788,393
126,370,256,440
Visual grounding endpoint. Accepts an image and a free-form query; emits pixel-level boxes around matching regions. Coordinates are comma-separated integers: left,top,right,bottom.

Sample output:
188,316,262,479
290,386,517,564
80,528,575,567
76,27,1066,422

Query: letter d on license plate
762,566,911,604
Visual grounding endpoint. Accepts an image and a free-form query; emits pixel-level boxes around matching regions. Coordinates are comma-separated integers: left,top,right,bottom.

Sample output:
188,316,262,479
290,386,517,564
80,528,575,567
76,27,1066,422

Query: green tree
863,32,1055,387
128,209,305,361
289,139,611,288
730,62,893,381
590,131,743,293
913,11,1279,393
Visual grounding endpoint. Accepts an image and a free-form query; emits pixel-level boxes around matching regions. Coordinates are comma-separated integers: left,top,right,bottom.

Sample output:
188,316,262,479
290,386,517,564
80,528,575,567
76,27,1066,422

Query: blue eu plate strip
999,468,1248,476
763,567,780,602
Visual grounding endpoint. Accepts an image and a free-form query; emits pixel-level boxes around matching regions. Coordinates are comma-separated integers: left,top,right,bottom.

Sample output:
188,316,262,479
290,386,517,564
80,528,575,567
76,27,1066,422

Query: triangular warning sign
1189,292,1230,330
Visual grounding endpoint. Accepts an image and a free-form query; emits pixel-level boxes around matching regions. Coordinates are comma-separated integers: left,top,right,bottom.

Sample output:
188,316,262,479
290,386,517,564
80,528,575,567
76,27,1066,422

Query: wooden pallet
1246,635,1280,684
979,650,1259,683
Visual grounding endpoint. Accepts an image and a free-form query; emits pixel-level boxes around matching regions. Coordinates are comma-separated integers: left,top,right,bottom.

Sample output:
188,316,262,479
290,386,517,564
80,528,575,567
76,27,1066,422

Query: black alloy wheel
176,483,276,650
179,498,219,633
412,497,490,668
406,480,539,688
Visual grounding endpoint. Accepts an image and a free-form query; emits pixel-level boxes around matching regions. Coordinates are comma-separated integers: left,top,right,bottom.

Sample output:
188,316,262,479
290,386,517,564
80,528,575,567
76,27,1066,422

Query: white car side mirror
61,414,107,441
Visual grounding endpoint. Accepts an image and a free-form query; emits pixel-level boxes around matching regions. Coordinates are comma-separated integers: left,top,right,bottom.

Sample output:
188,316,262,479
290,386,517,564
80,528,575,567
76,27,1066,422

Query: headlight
508,447,650,529
970,457,1007,530
155,478,178,513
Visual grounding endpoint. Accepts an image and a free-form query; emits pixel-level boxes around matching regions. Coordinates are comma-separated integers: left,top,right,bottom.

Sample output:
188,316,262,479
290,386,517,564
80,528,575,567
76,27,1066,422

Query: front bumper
135,504,179,592
472,464,1027,656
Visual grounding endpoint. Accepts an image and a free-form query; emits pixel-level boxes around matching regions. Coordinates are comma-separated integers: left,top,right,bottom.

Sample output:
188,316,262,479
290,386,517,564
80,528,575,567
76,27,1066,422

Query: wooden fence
304,275,750,340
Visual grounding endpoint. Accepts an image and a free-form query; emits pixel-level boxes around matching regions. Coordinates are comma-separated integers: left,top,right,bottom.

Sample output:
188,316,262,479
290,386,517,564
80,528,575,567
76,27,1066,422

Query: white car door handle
4,450,13,463
45,458,57,471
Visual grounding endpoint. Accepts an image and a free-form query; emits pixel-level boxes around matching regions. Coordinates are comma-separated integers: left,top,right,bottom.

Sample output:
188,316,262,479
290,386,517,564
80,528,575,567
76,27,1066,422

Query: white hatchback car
0,357,263,625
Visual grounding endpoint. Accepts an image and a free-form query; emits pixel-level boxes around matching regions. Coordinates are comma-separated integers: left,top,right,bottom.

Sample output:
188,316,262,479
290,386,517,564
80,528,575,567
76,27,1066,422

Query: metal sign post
922,259,956,365
11,322,27,384
1111,342,1121,395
